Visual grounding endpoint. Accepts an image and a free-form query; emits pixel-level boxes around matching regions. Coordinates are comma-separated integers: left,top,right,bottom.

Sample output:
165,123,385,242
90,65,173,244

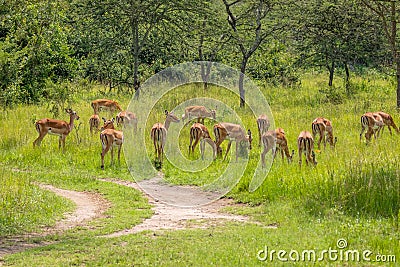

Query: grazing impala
257,114,270,146
150,110,180,163
116,111,138,132
189,123,217,160
99,117,123,169
91,99,122,115
213,122,252,162
33,108,80,150
376,111,399,135
298,131,317,166
89,114,100,134
181,105,216,125
360,112,384,141
311,117,337,149
261,128,294,168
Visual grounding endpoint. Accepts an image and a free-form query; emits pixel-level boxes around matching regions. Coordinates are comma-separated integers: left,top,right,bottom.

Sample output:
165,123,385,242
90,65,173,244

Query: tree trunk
132,19,140,100
328,61,335,87
344,62,350,94
397,59,400,108
239,57,248,108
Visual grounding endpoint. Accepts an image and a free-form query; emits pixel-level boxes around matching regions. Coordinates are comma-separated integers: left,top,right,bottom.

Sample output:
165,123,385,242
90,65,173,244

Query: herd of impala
32,99,399,169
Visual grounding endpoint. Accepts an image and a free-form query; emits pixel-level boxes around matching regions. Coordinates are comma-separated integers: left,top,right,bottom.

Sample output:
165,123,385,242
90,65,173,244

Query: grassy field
0,73,399,266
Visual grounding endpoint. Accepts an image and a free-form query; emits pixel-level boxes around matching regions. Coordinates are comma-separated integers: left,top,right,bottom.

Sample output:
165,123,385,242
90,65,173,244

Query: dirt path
101,177,250,237
0,185,110,258
0,177,253,259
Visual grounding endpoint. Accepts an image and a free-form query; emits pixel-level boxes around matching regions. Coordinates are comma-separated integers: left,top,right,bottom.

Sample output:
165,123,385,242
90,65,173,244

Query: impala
100,118,123,169
116,111,138,132
91,99,122,115
150,110,180,163
257,114,270,146
89,114,100,134
189,122,217,160
213,122,252,162
33,108,80,150
181,105,216,125
261,128,294,168
311,117,337,149
298,131,317,166
376,111,399,135
360,112,384,141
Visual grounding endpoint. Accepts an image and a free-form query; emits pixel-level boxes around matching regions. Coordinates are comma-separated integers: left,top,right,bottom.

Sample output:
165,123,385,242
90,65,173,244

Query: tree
0,0,78,106
222,0,282,107
293,0,384,88
74,0,206,96
362,0,400,108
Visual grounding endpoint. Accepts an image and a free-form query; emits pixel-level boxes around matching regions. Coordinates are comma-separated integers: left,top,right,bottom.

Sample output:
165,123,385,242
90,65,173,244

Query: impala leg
298,147,302,166
192,135,200,153
101,142,111,170
261,145,271,168
235,141,239,162
189,134,193,154
200,139,205,160
117,144,122,164
33,132,47,147
317,133,323,150
360,125,366,141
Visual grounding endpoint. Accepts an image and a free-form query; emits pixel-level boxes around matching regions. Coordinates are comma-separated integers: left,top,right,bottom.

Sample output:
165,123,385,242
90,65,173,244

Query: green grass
0,73,399,266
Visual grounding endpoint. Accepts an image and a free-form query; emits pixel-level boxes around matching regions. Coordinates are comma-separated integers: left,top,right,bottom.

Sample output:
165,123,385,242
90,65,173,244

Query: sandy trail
101,177,249,237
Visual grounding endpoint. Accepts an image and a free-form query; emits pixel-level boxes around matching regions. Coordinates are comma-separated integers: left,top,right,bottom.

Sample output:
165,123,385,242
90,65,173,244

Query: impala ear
65,108,72,113
165,110,169,115
102,117,106,123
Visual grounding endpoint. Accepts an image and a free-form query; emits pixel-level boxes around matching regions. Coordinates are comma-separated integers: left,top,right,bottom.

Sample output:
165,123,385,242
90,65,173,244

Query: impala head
65,108,80,120
165,110,180,123
101,117,115,131
288,149,295,163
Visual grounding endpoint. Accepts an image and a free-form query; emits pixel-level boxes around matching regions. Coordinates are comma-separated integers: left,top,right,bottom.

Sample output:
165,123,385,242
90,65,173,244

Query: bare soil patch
101,177,250,237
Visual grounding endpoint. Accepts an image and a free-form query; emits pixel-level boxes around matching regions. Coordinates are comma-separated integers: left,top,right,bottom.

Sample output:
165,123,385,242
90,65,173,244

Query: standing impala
189,123,217,160
181,105,216,125
311,117,337,149
33,108,80,150
298,131,317,166
213,122,252,162
116,111,138,132
100,118,123,169
257,114,270,146
360,112,384,141
151,110,180,163
261,128,294,168
376,111,399,135
91,99,122,116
